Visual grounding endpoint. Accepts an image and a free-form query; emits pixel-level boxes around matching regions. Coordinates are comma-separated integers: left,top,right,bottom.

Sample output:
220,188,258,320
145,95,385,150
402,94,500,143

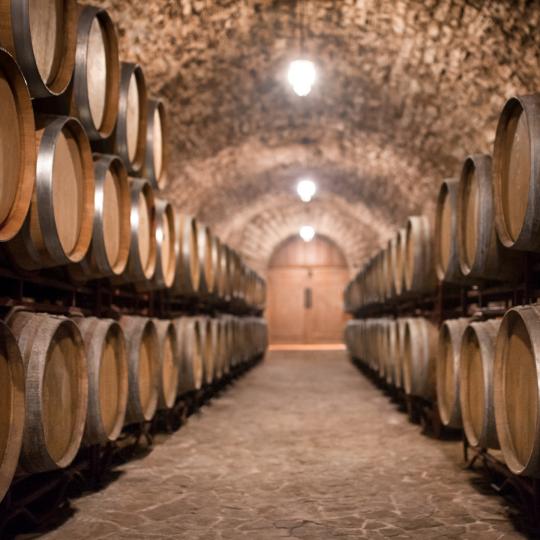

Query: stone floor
37,351,527,539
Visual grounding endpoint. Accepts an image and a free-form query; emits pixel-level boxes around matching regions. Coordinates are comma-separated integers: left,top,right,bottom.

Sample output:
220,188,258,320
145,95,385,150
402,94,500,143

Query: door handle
304,287,312,309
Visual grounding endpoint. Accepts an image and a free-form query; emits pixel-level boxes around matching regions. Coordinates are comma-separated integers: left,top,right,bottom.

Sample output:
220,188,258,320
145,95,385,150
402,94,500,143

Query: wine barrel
197,224,218,296
197,317,214,385
154,320,179,410
494,305,540,476
76,317,128,445
229,250,243,300
394,318,407,389
119,316,160,424
144,99,168,190
435,179,466,283
211,318,226,379
402,317,437,400
220,317,233,376
0,48,35,242
384,319,398,385
6,116,95,270
121,178,156,283
7,311,88,472
404,215,436,294
394,228,407,296
459,319,500,449
114,63,147,175
175,317,204,393
172,212,200,295
493,95,540,252
69,154,130,280
457,154,520,281
70,5,119,140
0,322,25,503
385,237,397,300
436,318,470,428
217,241,231,301
0,0,77,97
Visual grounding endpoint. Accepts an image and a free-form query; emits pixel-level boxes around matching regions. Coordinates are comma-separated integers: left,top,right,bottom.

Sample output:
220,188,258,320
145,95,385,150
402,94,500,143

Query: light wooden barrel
384,319,398,385
197,224,218,296
494,305,540,476
144,99,168,190
175,317,204,393
70,5,119,140
0,48,35,242
114,62,147,174
217,240,231,301
385,237,397,300
0,0,77,97
394,318,407,389
76,317,128,445
122,178,156,283
402,317,437,399
221,317,233,375
457,154,520,281
229,250,243,300
394,228,407,296
436,318,470,428
7,311,88,473
459,318,501,449
404,215,436,294
172,212,200,295
154,319,179,410
119,316,160,424
493,95,540,252
0,322,25,503
6,116,95,270
197,317,215,385
435,179,466,283
69,154,130,280
211,318,225,379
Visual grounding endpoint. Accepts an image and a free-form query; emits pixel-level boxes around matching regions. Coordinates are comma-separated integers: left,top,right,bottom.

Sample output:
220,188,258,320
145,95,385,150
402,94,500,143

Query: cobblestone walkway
40,351,525,539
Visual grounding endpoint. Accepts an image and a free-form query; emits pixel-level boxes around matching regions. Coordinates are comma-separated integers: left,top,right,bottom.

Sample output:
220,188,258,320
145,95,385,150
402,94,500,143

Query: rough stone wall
95,0,540,273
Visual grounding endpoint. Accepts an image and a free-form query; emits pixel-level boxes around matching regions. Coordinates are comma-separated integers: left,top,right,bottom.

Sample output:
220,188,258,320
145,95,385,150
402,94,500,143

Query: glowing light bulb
296,178,317,202
287,59,316,97
299,225,315,242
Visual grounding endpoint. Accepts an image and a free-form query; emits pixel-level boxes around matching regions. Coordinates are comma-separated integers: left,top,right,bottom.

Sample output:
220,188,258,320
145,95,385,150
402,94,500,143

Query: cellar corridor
40,352,522,540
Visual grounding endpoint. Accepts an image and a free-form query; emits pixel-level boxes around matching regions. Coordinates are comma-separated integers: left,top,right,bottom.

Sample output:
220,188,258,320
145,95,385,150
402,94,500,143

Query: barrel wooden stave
172,212,200,295
154,319,180,410
175,317,203,393
144,99,167,189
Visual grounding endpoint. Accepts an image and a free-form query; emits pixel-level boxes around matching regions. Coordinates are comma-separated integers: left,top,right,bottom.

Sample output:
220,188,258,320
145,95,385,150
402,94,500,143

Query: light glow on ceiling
287,59,316,96
299,225,316,242
296,178,317,202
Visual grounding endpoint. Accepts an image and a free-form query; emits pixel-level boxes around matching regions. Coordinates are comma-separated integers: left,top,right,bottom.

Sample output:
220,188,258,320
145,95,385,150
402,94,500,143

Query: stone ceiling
95,0,540,274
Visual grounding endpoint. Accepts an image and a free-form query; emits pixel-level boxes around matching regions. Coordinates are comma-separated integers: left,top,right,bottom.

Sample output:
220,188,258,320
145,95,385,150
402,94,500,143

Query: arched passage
266,234,349,345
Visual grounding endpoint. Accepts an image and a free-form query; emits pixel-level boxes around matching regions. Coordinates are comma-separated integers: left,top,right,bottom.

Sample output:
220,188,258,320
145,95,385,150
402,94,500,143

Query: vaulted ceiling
96,0,540,273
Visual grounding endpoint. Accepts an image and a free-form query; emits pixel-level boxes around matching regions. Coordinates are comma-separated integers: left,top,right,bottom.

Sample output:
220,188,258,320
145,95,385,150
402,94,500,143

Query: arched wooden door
266,235,350,345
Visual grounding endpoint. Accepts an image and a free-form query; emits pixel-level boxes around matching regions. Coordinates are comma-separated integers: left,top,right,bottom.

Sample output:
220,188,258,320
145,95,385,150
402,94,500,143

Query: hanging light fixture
288,59,316,96
296,178,317,202
299,225,315,242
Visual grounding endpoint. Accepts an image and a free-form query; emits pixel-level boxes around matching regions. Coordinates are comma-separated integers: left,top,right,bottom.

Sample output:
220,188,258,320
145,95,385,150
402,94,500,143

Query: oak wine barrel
394,228,407,296
436,318,470,428
175,317,203,393
197,224,218,296
493,95,540,252
6,116,95,270
217,240,231,301
459,319,500,450
211,318,225,379
198,316,214,385
69,154,130,280
457,154,520,281
76,317,128,445
494,305,540,476
0,48,36,242
0,0,77,97
404,215,436,294
7,311,88,473
402,317,437,400
114,62,147,174
0,322,25,503
70,5,119,140
144,99,168,190
154,319,179,410
119,316,160,424
172,212,200,295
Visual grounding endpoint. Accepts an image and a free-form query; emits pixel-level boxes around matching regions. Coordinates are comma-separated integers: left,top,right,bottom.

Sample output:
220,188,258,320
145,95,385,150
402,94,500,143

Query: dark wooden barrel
144,99,168,190
8,311,88,473
210,318,225,379
175,317,204,393
69,154,130,280
119,316,160,424
172,212,200,295
457,154,521,281
6,115,95,270
435,179,466,284
76,317,128,445
114,62,147,175
70,5,119,140
404,215,436,294
0,321,25,503
436,318,470,428
493,95,540,252
0,48,36,242
459,319,501,450
494,305,540,476
0,0,77,97
394,227,407,296
154,319,179,410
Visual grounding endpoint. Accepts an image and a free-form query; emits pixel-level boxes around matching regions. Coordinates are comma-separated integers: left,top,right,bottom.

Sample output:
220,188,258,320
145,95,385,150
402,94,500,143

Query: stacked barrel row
0,0,265,308
0,311,267,503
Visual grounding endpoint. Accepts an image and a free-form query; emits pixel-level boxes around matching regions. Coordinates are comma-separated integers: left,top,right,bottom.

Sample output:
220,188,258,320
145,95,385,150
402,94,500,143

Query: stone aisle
39,351,525,539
